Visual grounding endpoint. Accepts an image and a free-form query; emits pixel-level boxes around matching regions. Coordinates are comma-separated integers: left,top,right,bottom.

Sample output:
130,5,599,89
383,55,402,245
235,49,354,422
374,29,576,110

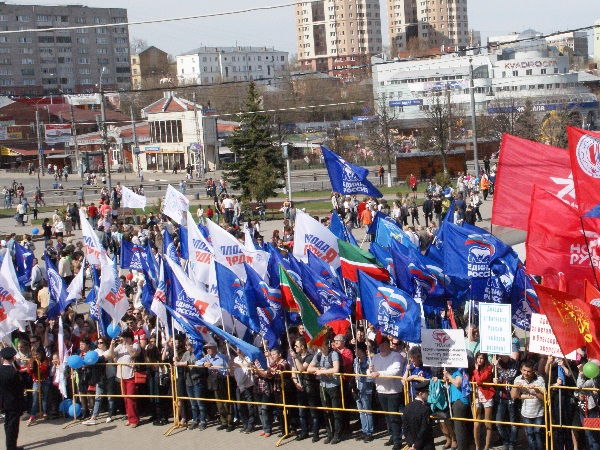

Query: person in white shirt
369,337,404,450
114,329,141,427
230,349,256,433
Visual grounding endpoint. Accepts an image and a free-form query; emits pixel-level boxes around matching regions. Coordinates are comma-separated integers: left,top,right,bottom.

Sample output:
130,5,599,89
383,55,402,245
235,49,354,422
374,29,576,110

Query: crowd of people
2,166,599,450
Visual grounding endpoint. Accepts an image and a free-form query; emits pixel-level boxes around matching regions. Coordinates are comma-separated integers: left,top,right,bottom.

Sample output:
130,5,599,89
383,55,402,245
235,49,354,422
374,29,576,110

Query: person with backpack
369,336,405,450
443,366,473,450
308,339,342,444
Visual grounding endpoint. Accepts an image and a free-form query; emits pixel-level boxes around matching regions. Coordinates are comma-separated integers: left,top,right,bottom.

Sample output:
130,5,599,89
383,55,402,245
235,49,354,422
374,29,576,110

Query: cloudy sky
8,0,599,56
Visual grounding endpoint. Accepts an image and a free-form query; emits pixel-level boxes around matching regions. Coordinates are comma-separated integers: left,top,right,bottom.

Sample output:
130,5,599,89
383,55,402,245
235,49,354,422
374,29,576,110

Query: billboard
45,124,72,145
65,94,101,106
0,126,23,140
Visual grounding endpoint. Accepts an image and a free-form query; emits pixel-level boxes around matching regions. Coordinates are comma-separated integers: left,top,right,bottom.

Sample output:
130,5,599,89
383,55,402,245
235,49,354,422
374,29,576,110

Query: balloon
67,355,84,370
84,351,99,365
68,403,82,419
31,227,39,235
126,273,133,281
107,323,121,339
58,399,70,414
583,361,599,379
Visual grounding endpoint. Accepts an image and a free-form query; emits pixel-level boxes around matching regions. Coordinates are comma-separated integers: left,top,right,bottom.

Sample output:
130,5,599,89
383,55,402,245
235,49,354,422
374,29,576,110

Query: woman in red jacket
472,352,495,450
27,348,50,426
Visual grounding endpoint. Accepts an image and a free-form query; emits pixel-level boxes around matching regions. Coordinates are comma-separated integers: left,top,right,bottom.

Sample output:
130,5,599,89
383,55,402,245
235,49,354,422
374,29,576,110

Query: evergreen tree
514,99,540,142
225,82,285,201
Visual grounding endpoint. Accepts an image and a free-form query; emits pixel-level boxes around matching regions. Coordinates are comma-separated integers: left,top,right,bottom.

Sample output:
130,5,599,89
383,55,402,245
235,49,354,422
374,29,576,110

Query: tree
423,94,452,175
368,95,400,182
477,94,526,141
513,99,540,142
539,108,579,149
130,37,148,55
225,81,285,201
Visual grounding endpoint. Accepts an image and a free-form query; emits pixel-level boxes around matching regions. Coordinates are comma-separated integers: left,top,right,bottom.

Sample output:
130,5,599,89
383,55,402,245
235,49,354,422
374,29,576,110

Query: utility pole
69,103,84,192
131,106,141,181
99,86,112,193
283,144,292,201
35,109,42,188
469,58,480,176
192,92,203,176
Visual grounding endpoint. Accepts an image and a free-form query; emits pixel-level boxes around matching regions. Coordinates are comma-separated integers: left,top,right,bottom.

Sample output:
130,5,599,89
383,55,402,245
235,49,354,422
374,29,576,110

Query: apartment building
0,3,130,96
131,46,169,89
177,46,288,86
295,0,383,81
387,0,469,55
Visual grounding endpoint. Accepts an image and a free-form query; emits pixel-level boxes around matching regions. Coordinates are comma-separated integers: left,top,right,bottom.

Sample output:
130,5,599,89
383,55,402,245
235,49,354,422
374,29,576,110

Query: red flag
525,185,600,292
492,134,574,230
534,284,600,359
584,279,600,306
568,126,600,216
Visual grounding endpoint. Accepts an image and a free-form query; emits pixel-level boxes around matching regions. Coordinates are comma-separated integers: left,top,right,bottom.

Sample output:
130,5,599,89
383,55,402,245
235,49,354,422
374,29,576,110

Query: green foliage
225,81,285,201
434,172,451,187
514,99,540,142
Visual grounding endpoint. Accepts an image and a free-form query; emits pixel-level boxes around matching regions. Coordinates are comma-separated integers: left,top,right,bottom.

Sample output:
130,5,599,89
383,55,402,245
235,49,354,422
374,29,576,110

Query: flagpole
579,216,600,289
218,308,232,359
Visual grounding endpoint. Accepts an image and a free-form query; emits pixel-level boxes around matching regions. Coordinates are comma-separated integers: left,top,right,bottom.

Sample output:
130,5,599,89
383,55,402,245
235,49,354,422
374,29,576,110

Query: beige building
130,46,170,89
295,0,383,81
387,0,470,56
595,19,600,65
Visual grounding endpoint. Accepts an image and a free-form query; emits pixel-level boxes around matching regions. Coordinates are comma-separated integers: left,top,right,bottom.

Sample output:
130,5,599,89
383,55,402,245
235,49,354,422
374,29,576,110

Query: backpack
460,369,472,398
428,379,448,412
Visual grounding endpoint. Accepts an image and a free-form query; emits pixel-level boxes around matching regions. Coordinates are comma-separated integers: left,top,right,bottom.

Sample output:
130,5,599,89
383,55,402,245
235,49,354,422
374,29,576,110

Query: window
0,16,7,22
0,37,7,43
77,49,88,54
541,68,546,75
0,69,11,75
0,79,14,86
19,37,33,43
56,37,71,43
114,37,127,44
512,70,518,76
78,58,90,64
94,18,106,24
96,38,108,44
23,79,36,86
0,58,10,65
57,57,72,64
95,28,107,34
56,15,69,23
114,47,128,54
97,58,109,64
74,17,87,24
79,68,91,74
80,78,93,85
20,58,34,64
36,15,52,22
38,36,55,43
76,38,89,44
526,69,532,75
75,28,87,34
16,16,30,22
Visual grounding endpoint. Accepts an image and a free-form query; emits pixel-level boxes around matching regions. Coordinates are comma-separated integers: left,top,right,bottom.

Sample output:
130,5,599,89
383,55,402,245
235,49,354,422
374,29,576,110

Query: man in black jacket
0,347,26,450
402,380,435,450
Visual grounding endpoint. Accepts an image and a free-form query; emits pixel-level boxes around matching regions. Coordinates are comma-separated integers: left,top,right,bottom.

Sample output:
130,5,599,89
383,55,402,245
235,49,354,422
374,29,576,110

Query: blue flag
367,211,393,235
300,261,352,326
369,242,395,284
215,262,260,333
44,254,73,320
266,243,287,287
163,304,205,358
358,271,421,343
14,242,34,289
141,269,157,315
120,239,156,275
390,239,445,299
509,263,540,330
198,223,211,241
163,230,180,266
329,211,358,246
307,250,341,290
178,224,189,260
321,145,382,198
375,215,417,250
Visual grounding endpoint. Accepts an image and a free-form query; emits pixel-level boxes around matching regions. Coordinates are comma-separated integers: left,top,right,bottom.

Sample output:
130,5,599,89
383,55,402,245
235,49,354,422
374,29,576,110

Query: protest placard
479,303,513,355
421,328,468,368
529,313,577,359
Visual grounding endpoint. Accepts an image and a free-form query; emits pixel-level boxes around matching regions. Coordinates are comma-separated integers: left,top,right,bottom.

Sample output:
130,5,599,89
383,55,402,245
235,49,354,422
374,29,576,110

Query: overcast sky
8,0,599,56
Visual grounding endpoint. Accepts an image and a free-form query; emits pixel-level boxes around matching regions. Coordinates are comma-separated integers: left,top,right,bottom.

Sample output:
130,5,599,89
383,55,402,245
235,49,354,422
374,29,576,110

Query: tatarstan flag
534,284,600,359
279,264,327,345
338,239,390,282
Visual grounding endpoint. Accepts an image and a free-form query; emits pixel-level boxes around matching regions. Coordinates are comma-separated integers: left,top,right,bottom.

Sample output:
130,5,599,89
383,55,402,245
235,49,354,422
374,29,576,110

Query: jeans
186,383,207,425
31,379,50,416
496,398,518,446
236,387,256,430
297,388,320,436
92,377,116,418
581,408,600,450
320,385,342,440
257,392,273,433
522,415,544,450
378,392,402,446
355,388,374,436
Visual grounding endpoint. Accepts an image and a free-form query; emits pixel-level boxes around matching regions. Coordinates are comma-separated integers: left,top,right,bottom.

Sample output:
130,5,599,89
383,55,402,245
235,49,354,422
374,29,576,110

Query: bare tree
130,37,148,55
368,95,400,180
422,93,452,175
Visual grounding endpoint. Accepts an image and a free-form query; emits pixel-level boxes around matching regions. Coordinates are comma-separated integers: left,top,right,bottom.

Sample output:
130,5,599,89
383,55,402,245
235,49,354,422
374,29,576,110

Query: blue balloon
83,351,99,365
67,355,84,370
68,403,82,419
107,323,121,339
31,227,39,235
58,399,69,414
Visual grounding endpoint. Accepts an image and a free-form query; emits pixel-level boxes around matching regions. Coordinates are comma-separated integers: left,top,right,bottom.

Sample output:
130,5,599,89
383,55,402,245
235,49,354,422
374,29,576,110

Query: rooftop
180,46,285,56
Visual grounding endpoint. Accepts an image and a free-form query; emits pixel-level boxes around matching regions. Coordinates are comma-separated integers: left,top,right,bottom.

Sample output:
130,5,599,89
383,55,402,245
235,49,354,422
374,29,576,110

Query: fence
60,362,600,448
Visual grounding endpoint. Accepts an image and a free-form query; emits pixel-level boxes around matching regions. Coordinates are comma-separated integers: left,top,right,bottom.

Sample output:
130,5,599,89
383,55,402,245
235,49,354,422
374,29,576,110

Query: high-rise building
387,0,469,56
295,0,382,81
594,19,600,65
0,3,130,96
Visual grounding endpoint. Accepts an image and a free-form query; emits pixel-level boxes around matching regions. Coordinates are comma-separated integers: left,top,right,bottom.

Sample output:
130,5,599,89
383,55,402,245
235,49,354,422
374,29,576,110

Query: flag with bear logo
321,145,382,198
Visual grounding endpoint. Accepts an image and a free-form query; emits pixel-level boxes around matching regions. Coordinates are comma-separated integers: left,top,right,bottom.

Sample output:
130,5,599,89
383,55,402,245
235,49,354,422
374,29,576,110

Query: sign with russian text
45,124,71,145
528,313,577,359
479,303,512,355
421,328,468,368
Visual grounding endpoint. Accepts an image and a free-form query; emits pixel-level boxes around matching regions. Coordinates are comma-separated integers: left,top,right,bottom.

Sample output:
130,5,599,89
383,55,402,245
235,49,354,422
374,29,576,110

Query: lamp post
469,58,480,177
283,144,292,201
98,67,112,192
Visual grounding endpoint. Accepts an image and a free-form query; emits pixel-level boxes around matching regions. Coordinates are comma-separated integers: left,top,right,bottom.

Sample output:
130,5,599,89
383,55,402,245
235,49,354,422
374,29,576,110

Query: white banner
79,211,107,266
479,303,513,355
186,211,213,284
66,94,101,105
162,185,189,224
206,218,269,281
421,329,468,368
293,208,340,269
98,259,129,323
121,185,147,210
529,313,577,359
0,255,36,326
66,261,85,303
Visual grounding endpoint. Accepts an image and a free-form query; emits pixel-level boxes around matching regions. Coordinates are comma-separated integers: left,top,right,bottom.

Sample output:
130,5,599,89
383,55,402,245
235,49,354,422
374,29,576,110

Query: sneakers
82,419,97,426
106,417,113,423
26,417,34,426
199,423,207,431
188,422,198,431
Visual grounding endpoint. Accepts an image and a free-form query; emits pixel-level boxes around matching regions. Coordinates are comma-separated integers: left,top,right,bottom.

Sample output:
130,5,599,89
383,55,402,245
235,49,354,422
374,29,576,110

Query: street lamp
469,58,480,177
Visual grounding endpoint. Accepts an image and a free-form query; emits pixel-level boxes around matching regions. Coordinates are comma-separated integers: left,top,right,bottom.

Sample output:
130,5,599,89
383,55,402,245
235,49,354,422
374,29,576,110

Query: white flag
79,210,108,266
121,185,147,210
66,261,86,303
162,184,189,225
206,219,269,281
165,256,221,325
186,211,213,284
150,258,169,335
97,259,129,323
0,255,36,325
293,208,340,269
